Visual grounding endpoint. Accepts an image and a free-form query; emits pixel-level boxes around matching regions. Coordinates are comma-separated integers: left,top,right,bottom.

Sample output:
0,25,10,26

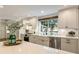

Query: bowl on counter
3,40,22,46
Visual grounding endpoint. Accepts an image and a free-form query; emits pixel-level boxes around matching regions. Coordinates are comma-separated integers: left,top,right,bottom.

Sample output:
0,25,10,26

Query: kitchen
0,5,79,54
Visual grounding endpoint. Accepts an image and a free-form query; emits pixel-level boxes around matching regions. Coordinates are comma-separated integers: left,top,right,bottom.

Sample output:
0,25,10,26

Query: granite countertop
0,41,73,54
32,34,79,39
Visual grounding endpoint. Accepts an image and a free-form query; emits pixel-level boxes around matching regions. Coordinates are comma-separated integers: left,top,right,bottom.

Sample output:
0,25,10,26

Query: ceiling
0,5,64,20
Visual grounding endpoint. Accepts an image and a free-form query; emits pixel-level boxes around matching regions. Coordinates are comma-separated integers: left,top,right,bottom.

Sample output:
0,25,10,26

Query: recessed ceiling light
41,11,44,13
0,5,4,8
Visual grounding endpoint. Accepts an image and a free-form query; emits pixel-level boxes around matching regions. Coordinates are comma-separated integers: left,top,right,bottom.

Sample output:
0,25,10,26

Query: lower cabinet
29,35,38,44
77,40,79,53
61,39,78,53
29,35,78,53
29,35,53,47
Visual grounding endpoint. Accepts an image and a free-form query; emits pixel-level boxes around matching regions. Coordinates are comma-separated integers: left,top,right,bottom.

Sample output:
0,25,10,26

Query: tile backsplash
58,29,78,36
37,28,79,37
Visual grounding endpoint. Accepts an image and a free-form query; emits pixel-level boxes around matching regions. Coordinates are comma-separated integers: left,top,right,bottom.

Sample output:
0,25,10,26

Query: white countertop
32,34,79,39
0,41,73,54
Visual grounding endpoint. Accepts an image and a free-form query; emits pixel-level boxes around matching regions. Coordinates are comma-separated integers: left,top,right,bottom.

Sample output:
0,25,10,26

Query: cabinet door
29,36,50,47
38,36,50,46
58,8,78,29
0,23,6,39
29,35,37,43
61,39,77,53
65,8,78,29
29,17,38,33
58,11,67,28
77,40,79,53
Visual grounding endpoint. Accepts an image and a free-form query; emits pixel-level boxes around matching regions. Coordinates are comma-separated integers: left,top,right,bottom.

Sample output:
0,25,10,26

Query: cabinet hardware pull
66,39,70,41
66,42,70,43
41,40,44,42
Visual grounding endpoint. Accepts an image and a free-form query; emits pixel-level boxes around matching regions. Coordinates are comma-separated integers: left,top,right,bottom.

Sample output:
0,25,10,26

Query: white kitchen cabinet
29,35,53,47
58,7,78,29
61,38,78,53
29,35,39,44
30,17,38,31
0,21,6,40
23,17,38,34
77,39,79,53
37,36,50,46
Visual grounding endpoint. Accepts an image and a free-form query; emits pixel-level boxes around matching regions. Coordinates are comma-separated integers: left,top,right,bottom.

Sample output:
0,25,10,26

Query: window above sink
38,16,58,35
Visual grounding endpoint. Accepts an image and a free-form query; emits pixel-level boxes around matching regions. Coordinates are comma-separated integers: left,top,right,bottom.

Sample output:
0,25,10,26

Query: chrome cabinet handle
66,42,70,43
65,39,71,43
41,40,44,42
66,39,70,41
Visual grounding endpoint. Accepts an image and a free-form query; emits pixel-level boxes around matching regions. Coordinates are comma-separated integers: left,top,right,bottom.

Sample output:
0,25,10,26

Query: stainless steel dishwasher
49,37,61,50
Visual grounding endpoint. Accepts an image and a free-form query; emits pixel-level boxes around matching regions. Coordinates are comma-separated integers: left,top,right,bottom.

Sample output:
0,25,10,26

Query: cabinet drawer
39,39,49,46
29,35,50,47
36,36,49,46
61,39,77,53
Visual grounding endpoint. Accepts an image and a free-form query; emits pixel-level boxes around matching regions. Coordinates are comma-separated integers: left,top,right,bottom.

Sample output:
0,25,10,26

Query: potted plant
7,21,23,45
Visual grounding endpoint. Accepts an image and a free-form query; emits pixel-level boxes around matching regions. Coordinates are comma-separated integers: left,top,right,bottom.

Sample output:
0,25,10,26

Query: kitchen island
0,41,72,54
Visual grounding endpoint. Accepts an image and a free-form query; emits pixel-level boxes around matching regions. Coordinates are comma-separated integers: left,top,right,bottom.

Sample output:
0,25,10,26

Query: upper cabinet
58,6,79,29
0,20,6,39
29,17,38,31
23,17,38,34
